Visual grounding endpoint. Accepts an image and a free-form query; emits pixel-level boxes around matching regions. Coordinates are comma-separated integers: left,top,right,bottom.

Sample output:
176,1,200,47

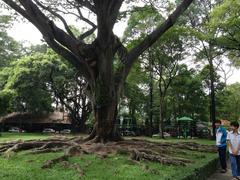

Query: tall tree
122,60,148,133
123,5,165,136
182,0,224,138
151,27,183,138
2,0,193,142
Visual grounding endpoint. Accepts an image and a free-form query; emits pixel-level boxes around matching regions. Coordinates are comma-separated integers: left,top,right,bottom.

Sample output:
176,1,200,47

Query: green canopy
177,116,193,121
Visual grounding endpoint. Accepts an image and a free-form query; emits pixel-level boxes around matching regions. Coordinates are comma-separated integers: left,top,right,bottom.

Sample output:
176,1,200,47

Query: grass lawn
0,133,51,142
0,133,217,180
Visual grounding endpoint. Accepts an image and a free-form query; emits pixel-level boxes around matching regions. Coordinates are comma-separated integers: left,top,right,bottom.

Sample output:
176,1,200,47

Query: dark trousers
218,146,227,170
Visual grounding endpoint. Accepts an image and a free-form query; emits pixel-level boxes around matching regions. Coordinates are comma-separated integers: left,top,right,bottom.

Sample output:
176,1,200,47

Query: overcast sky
7,19,240,85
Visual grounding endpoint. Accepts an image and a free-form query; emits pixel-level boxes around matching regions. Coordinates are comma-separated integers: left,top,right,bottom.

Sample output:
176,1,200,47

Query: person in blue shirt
215,119,227,173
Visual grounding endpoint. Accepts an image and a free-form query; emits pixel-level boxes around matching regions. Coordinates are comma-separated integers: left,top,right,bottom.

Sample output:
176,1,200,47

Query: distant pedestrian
215,120,227,173
227,121,240,180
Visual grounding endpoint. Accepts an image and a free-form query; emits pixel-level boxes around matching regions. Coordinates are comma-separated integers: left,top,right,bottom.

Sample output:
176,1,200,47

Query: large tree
1,0,193,142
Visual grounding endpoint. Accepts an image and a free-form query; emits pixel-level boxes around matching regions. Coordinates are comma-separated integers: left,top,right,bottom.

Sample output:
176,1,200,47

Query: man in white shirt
227,121,240,180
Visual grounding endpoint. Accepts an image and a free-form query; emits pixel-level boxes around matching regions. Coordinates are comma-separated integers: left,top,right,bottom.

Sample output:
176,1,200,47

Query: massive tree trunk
87,90,121,142
94,101,120,142
3,0,194,142
86,45,122,142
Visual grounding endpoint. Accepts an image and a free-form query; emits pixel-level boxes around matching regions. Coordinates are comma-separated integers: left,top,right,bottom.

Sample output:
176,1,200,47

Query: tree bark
148,52,154,136
209,57,216,139
87,99,121,142
86,45,122,142
159,95,165,139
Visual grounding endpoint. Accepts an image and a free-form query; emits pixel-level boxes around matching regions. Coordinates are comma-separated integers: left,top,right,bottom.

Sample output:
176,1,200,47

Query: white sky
8,19,127,44
227,72,240,84
7,18,240,85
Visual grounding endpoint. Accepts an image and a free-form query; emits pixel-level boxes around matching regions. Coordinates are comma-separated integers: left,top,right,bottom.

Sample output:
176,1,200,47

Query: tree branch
107,0,124,26
33,0,77,39
19,0,81,54
75,4,96,28
124,0,194,78
1,0,32,21
41,5,97,41
94,0,123,45
79,27,96,40
75,0,96,13
75,5,97,40
44,36,94,82
2,0,94,83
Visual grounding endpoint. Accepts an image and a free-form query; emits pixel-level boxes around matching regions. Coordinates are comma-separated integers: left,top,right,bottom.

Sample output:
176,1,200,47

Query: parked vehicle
42,128,55,133
121,130,136,136
8,127,25,133
60,129,71,134
152,132,171,138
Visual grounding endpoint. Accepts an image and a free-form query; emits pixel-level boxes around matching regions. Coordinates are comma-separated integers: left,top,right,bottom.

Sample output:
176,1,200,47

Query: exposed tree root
41,143,87,176
84,123,123,143
41,154,84,176
0,136,216,175
61,161,84,176
29,148,63,154
42,155,68,169
127,138,216,153
130,149,192,166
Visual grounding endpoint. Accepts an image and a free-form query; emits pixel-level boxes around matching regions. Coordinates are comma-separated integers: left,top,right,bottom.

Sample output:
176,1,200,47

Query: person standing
227,121,240,180
215,120,227,173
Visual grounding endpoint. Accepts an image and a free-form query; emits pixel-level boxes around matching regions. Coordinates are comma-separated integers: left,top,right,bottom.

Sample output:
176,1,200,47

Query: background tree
209,0,240,80
123,4,185,137
216,83,240,121
180,0,226,138
0,15,22,116
169,65,209,122
151,27,184,138
122,62,148,134
0,15,21,68
0,50,91,131
209,0,240,52
123,5,163,136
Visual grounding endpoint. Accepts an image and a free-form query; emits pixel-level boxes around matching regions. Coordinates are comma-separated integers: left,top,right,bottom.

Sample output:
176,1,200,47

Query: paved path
208,160,232,180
